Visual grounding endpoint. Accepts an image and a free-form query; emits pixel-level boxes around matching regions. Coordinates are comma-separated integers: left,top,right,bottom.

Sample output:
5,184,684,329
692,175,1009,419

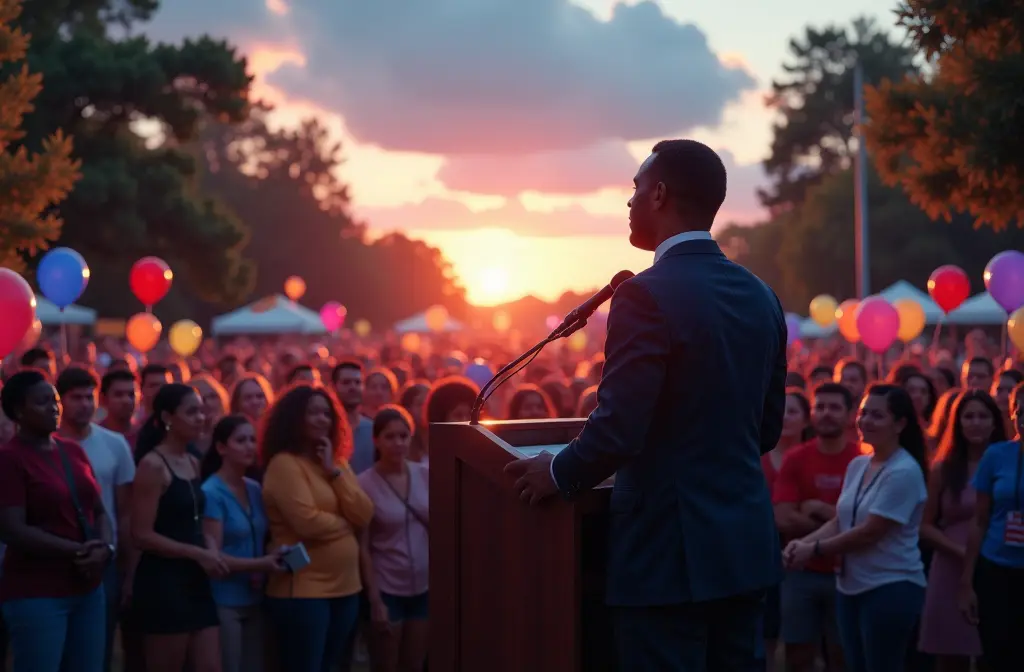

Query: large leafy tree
14,0,255,311
0,0,80,271
865,1,1024,229
759,17,917,213
200,106,468,327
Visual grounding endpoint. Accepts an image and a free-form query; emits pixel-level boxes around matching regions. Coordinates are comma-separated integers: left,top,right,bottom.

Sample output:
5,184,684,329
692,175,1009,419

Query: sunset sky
147,0,899,305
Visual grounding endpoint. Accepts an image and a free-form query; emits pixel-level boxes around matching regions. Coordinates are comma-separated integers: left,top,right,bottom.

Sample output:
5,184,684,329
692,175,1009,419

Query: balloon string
930,319,943,364
59,307,68,363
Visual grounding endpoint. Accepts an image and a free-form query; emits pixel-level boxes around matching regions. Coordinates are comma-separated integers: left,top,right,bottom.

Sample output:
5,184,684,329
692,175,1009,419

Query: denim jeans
835,581,925,672
1,585,106,672
265,595,359,672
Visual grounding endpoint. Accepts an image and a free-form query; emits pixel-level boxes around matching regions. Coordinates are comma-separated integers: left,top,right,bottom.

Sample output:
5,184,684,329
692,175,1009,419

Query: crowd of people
765,346,1024,672
0,328,1021,672
0,334,602,672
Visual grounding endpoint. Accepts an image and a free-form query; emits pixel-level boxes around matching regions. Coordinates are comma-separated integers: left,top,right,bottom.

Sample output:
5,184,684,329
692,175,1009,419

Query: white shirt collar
653,230,713,263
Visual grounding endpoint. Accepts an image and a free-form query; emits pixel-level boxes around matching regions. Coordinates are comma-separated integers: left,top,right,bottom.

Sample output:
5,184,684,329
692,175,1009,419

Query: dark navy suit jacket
551,238,787,607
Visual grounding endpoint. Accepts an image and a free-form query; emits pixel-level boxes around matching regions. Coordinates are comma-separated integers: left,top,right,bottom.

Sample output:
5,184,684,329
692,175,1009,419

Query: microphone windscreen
610,270,635,289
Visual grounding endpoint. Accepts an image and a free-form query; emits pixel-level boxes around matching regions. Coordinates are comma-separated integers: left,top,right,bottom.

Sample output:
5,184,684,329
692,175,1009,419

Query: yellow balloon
353,319,371,338
168,319,203,357
424,305,448,332
809,294,839,328
568,330,588,352
400,332,422,353
894,299,926,342
284,276,306,301
1008,307,1024,351
126,313,162,353
836,299,860,343
493,310,511,333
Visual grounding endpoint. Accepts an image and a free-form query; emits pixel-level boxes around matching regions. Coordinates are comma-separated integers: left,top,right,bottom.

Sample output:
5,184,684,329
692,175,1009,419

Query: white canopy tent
393,312,464,334
877,280,946,323
35,297,97,326
211,295,327,336
945,293,1008,325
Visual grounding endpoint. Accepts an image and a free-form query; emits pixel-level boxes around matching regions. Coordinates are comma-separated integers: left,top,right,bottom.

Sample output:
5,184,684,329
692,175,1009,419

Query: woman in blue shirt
201,415,284,672
959,382,1024,672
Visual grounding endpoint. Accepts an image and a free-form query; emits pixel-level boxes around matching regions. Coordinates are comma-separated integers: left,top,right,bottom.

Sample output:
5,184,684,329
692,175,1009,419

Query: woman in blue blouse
959,382,1024,672
200,415,284,672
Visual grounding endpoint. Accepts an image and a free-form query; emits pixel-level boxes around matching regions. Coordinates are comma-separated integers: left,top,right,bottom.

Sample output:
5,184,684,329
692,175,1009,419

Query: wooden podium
430,419,615,672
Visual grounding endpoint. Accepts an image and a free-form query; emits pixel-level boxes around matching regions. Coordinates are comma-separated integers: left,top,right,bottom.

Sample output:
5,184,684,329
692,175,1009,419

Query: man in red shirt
773,382,862,672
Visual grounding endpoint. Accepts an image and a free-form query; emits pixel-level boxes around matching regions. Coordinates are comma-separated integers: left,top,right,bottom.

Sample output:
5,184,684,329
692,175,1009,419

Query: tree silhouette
15,0,255,304
0,0,80,271
759,18,917,213
199,105,468,328
865,0,1024,230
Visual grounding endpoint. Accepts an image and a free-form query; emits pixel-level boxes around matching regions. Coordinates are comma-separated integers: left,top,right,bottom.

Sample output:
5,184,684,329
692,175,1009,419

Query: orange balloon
126,313,162,353
424,305,448,332
492,310,511,332
400,332,421,353
284,276,306,301
353,319,371,338
836,299,860,343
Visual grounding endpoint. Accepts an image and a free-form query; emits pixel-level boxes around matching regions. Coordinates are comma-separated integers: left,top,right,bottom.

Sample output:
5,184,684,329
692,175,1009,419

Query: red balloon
130,256,173,307
0,269,37,358
928,265,971,313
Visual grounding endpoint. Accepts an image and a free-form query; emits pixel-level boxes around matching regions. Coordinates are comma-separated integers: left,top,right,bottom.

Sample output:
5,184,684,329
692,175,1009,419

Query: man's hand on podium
504,451,558,506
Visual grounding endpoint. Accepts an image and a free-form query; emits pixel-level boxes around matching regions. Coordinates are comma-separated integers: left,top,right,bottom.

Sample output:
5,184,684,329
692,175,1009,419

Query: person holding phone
0,370,115,672
261,384,374,672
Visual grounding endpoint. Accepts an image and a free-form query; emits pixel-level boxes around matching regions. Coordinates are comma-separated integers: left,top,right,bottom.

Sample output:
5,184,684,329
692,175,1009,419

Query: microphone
550,270,634,337
469,270,634,425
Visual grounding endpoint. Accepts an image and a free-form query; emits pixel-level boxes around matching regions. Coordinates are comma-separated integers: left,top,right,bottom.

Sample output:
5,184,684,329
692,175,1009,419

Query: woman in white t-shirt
784,383,928,672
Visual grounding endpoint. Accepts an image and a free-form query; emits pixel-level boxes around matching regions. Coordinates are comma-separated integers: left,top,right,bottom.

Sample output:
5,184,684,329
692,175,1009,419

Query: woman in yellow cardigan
259,384,374,672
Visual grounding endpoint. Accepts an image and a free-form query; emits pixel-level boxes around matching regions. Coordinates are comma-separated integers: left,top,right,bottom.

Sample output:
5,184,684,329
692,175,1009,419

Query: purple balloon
785,313,802,345
465,359,494,388
984,250,1024,313
855,296,900,353
319,301,346,331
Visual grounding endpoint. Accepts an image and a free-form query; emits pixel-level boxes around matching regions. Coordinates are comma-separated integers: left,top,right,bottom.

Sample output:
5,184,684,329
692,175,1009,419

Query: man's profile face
627,154,663,251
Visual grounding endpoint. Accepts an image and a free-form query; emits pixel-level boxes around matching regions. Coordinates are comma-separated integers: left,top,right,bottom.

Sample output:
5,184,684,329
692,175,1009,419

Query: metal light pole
853,61,870,299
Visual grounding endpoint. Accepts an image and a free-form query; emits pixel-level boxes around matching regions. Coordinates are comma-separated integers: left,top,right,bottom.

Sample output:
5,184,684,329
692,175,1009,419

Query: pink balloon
0,269,37,358
319,301,347,331
855,296,900,353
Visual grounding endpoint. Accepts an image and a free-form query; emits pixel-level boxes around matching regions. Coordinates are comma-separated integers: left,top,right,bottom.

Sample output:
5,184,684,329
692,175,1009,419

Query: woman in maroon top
0,369,115,672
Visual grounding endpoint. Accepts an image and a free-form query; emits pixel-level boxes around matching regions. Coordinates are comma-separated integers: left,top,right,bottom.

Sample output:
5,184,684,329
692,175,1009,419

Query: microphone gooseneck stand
468,317,586,425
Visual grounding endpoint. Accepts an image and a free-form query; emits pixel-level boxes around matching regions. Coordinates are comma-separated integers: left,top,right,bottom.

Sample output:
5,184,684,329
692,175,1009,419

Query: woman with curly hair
259,384,374,672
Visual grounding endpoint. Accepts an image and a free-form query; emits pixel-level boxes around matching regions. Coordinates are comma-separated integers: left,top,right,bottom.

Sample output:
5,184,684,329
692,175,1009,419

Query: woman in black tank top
130,384,227,672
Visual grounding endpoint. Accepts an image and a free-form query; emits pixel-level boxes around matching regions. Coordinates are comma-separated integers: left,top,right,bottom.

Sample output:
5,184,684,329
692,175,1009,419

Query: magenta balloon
984,250,1024,313
855,296,900,353
319,301,346,331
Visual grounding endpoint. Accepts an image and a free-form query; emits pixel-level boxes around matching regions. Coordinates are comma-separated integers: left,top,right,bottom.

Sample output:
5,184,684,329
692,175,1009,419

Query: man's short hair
812,382,855,411
649,139,727,229
139,363,169,381
55,366,98,396
331,358,363,383
100,370,137,396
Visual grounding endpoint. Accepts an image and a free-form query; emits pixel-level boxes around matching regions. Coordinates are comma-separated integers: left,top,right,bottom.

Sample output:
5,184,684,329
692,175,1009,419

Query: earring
165,423,171,432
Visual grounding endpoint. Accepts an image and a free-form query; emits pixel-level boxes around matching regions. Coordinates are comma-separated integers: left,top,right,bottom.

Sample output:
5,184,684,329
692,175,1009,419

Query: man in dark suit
505,139,786,670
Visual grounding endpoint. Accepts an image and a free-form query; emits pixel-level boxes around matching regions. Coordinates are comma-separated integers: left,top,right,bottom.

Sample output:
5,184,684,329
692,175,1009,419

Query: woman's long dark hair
866,383,929,475
785,387,815,443
135,383,197,463
200,414,253,480
905,372,938,423
507,384,557,420
259,383,349,468
933,389,1006,500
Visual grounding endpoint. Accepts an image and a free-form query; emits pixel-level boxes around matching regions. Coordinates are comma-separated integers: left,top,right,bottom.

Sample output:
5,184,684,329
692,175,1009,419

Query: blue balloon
37,247,89,308
465,360,494,389
785,313,802,345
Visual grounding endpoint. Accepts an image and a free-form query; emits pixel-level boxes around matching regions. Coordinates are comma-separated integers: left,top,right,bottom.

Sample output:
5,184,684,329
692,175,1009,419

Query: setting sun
476,266,512,305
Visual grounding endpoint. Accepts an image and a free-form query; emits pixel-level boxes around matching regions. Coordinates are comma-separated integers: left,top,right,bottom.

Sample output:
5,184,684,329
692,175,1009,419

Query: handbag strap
379,469,429,531
50,442,95,540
